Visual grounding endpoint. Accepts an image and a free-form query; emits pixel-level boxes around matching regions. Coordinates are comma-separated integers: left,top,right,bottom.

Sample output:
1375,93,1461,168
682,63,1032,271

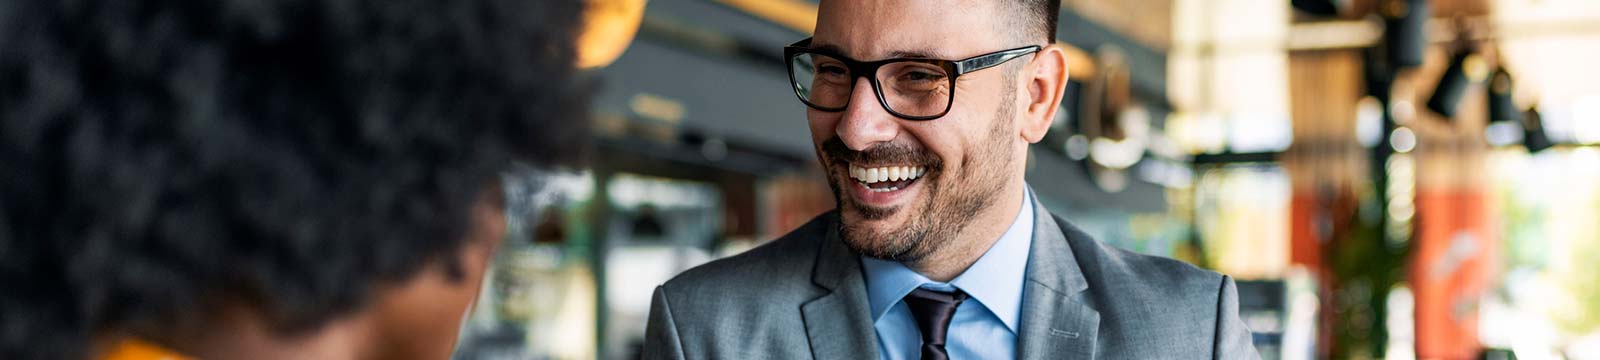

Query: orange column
1411,189,1494,359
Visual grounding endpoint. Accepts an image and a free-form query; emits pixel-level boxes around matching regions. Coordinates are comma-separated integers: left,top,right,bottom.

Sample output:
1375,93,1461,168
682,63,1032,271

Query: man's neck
902,181,1028,282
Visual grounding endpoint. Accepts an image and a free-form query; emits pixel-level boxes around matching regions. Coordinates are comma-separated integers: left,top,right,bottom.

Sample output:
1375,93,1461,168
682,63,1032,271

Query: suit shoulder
1057,217,1224,298
1046,217,1250,356
1100,242,1221,286
658,212,830,297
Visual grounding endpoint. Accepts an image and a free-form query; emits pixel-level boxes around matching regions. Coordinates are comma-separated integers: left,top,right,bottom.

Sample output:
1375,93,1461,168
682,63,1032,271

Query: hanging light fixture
1523,107,1554,153
1425,50,1490,119
1292,0,1346,17
577,0,648,69
1486,67,1521,124
1382,0,1428,69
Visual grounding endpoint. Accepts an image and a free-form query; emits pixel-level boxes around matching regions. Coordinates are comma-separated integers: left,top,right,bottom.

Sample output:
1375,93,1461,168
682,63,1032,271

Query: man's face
809,0,1030,262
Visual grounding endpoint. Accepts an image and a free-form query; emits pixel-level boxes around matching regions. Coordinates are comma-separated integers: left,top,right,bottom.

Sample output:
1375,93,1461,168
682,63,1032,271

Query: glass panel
602,174,722,358
455,171,598,359
790,53,852,109
878,61,952,117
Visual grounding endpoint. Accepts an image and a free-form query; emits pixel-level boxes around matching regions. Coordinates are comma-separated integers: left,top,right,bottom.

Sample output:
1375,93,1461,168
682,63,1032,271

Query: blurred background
452,0,1600,359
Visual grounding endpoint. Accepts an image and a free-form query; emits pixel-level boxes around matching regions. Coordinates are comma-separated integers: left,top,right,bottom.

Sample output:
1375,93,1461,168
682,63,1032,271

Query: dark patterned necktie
903,288,968,360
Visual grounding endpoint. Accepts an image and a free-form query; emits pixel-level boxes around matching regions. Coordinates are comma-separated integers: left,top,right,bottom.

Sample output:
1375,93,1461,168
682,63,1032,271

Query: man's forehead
812,0,1006,61
806,41,947,61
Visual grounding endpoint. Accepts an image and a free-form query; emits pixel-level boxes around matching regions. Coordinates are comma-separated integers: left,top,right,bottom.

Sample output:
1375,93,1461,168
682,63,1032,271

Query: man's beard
821,85,1018,263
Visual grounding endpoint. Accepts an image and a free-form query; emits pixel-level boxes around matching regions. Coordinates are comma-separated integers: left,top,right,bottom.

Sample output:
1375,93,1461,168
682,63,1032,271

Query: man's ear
1020,45,1069,143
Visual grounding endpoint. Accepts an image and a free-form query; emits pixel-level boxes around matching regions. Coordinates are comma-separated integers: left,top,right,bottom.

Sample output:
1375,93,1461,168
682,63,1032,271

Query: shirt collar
860,187,1035,333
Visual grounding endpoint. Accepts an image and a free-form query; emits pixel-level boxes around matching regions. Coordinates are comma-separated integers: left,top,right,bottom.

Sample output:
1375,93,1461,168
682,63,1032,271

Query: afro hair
0,0,589,358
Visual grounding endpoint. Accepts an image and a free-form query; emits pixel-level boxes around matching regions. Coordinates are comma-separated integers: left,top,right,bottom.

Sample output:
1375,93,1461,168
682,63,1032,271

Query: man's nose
835,77,900,151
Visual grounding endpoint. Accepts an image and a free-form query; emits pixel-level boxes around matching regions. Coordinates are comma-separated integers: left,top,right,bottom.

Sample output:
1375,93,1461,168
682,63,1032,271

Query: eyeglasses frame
783,37,1042,121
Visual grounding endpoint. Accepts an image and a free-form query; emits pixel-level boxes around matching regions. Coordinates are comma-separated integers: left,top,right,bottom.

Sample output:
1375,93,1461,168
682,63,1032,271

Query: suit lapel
1017,195,1101,360
801,212,880,360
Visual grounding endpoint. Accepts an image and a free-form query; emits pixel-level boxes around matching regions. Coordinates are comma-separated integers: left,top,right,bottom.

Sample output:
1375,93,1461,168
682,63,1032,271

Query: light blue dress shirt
860,188,1034,360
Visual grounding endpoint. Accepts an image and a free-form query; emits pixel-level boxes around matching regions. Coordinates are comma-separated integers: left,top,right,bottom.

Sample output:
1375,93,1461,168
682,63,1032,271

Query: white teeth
847,164,927,184
867,185,901,192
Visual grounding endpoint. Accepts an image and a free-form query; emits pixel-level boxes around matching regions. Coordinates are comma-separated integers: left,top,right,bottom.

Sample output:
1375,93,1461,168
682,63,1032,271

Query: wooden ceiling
1061,0,1174,50
1322,0,1492,20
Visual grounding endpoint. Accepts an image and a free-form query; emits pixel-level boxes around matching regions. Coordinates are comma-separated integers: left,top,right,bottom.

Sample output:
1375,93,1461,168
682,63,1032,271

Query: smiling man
644,1,1257,359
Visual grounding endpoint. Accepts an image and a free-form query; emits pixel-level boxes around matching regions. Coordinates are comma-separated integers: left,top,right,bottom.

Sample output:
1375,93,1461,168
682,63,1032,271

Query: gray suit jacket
645,197,1259,359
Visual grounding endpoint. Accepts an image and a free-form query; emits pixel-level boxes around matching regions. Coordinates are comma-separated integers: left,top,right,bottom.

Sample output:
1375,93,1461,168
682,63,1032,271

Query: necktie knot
903,288,968,360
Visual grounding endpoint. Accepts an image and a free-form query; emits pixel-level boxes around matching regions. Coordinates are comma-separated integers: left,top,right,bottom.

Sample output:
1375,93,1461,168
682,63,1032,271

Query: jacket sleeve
1213,275,1261,359
643,286,688,360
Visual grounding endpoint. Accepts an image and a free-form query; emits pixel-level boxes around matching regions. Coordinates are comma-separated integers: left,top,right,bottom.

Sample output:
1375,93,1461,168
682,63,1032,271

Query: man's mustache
820,137,941,168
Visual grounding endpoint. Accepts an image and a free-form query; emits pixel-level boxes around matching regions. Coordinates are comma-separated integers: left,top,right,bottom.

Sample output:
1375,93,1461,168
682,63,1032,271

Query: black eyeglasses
784,38,1041,120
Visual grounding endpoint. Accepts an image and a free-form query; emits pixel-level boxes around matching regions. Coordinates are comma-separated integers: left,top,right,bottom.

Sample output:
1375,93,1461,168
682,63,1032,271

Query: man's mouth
847,163,927,193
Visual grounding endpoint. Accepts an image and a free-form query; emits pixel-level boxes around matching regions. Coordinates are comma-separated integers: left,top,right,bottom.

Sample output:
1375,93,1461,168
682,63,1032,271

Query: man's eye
900,71,944,82
817,64,848,76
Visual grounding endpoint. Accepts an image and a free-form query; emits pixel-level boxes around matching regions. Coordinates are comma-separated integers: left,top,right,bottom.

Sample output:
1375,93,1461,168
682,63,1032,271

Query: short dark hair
1005,0,1061,43
0,0,587,359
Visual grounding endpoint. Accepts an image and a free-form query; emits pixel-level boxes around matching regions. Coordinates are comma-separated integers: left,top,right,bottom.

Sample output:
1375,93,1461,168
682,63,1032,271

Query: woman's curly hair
0,0,588,358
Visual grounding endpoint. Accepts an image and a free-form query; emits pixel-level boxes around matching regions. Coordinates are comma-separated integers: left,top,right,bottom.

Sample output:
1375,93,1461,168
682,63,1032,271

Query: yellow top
100,339,194,360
